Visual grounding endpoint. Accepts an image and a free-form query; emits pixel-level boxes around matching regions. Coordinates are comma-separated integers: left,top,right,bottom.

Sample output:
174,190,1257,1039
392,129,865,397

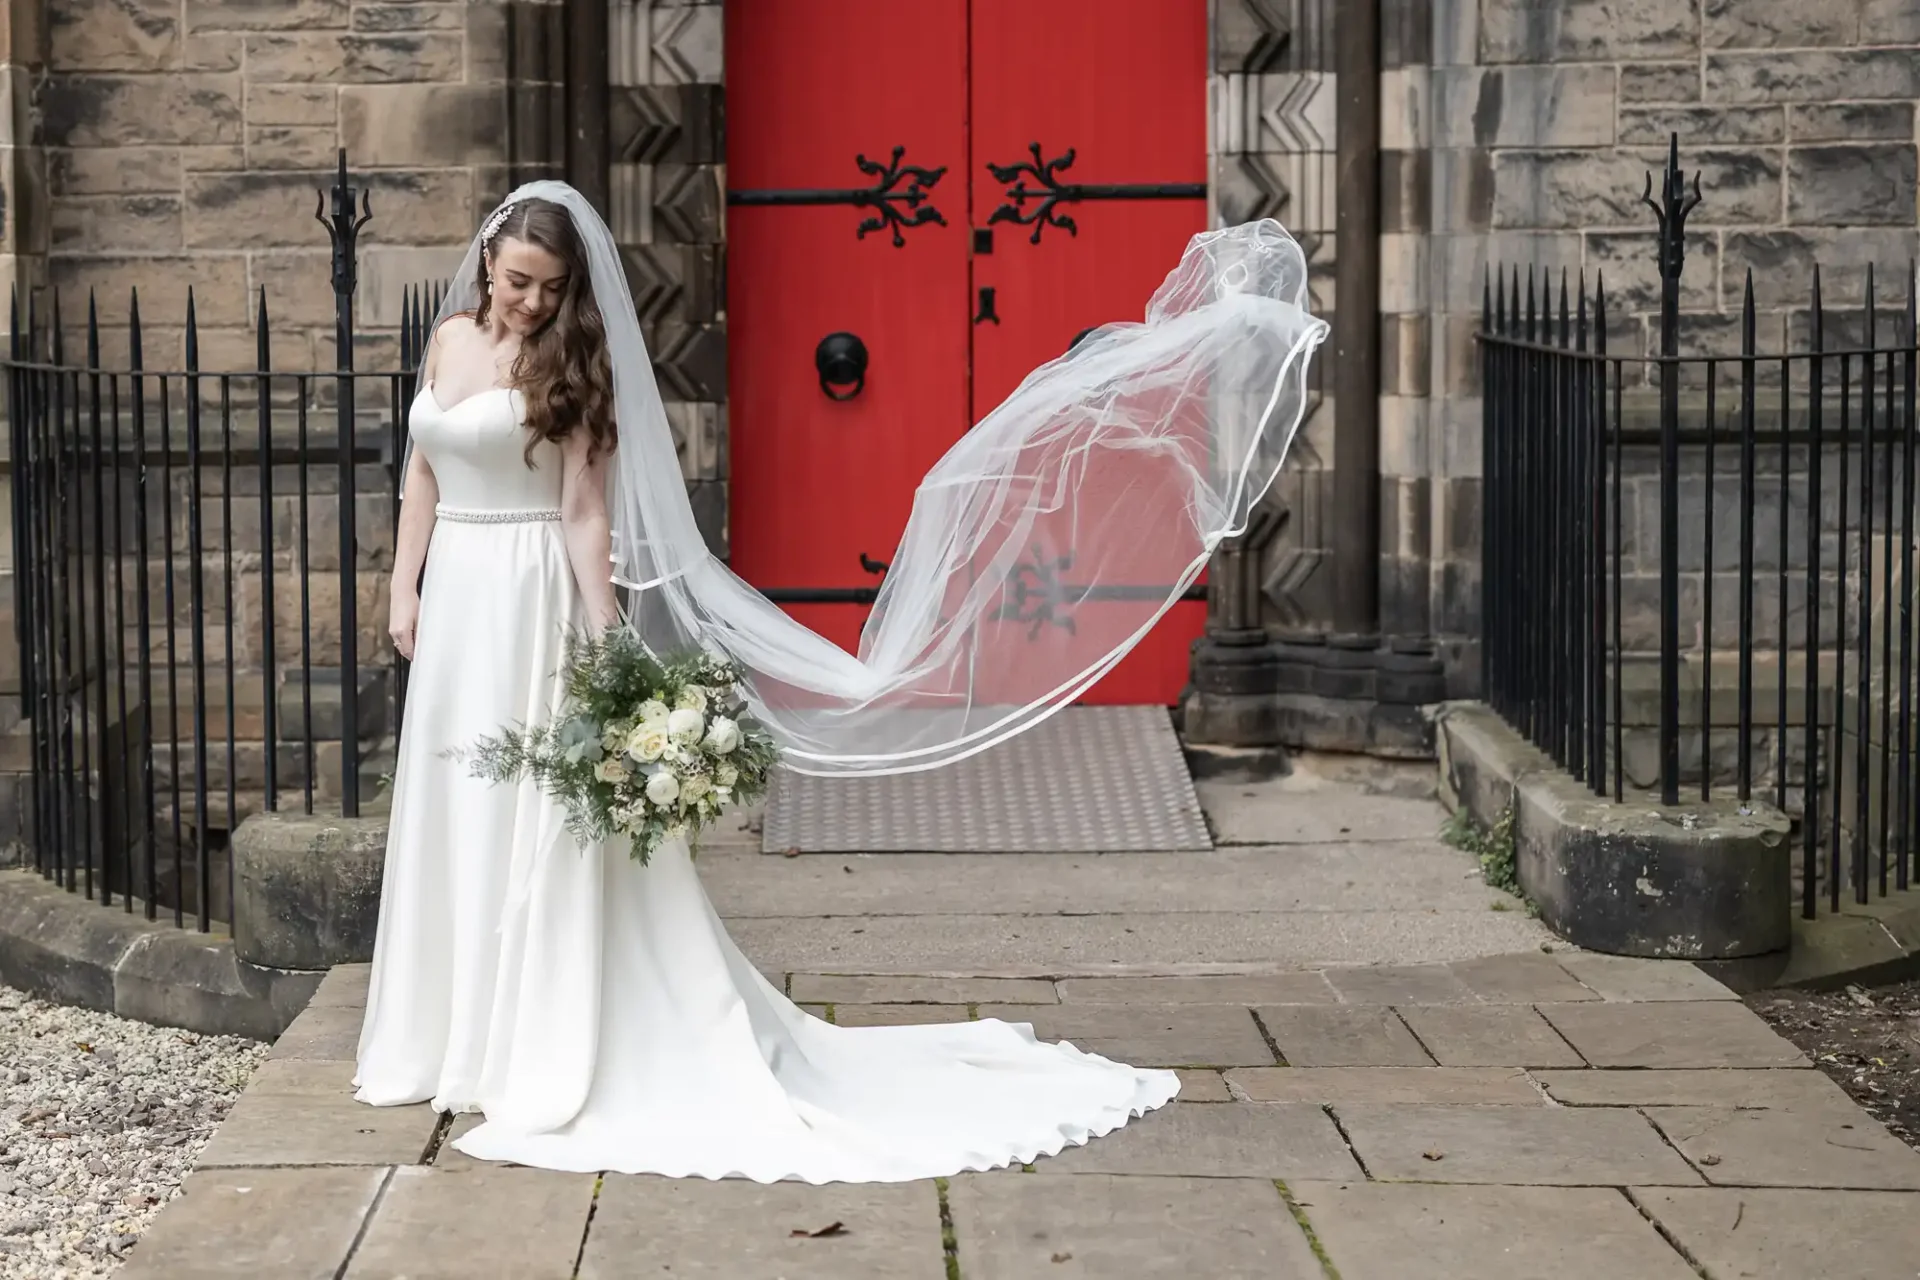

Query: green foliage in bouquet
463,626,780,864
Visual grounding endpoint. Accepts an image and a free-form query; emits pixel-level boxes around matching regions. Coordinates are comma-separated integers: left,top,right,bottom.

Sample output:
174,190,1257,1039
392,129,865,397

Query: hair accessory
480,202,516,246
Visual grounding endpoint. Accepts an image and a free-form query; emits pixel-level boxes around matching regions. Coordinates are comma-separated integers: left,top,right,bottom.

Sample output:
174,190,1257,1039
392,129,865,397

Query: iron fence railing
1480,136,1920,920
3,152,441,930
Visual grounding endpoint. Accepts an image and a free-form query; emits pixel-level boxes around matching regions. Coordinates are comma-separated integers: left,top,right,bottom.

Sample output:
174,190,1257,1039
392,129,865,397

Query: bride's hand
389,590,420,660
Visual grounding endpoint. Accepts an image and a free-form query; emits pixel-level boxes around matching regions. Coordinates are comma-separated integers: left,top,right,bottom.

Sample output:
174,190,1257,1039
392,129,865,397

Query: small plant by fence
1480,135,1920,921
3,152,442,931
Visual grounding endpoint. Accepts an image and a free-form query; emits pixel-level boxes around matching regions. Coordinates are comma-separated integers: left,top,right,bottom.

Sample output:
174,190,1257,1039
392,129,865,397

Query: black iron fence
3,152,440,930
1481,136,1920,920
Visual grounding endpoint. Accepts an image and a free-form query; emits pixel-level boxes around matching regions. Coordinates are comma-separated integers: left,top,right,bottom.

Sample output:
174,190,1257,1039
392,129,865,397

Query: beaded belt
435,505,562,524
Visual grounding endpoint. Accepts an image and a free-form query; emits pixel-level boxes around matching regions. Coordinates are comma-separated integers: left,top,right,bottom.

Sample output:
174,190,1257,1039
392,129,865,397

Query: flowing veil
411,181,1328,776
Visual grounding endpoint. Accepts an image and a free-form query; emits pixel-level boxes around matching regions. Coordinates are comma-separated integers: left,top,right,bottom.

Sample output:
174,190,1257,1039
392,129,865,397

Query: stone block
1227,1066,1541,1105
1291,1183,1699,1280
1054,973,1336,1005
1584,230,1721,313
1324,963,1476,1004
1176,1070,1232,1102
1635,1188,1920,1280
231,809,387,971
1789,103,1916,143
790,974,1056,1004
1645,1107,1920,1188
1787,146,1918,226
1536,1067,1856,1110
1706,51,1920,104
1620,105,1785,146
1861,0,1920,41
196,1086,436,1167
353,3,465,33
357,245,470,329
247,126,339,171
1538,1001,1807,1068
347,1166,597,1280
52,253,251,328
187,168,474,249
0,868,150,1012
269,1002,362,1061
973,1003,1277,1068
51,194,182,253
42,74,241,147
242,32,463,83
339,84,508,168
1041,1102,1361,1179
1493,148,1782,230
309,961,369,1009
1704,0,1857,47
1255,1006,1433,1067
115,933,321,1041
49,147,179,196
1621,62,1701,104
665,398,722,482
1429,65,1615,150
117,1167,383,1280
578,1177,942,1279
952,1174,1323,1279
1333,1103,1703,1185
48,0,178,71
188,0,348,31
645,1,722,85
1478,0,1698,62
1395,1006,1587,1067
1447,952,1597,1003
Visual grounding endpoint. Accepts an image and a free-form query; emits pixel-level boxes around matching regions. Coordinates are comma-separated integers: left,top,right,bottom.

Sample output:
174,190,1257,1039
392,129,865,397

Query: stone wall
1427,0,1920,693
35,0,566,373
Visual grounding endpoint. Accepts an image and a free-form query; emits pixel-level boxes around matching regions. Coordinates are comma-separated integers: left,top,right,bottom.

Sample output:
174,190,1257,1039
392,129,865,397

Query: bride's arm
559,429,620,633
388,343,443,661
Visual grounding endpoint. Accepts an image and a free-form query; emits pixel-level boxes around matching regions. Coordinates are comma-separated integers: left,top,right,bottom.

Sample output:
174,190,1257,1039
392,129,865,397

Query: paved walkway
118,771,1920,1277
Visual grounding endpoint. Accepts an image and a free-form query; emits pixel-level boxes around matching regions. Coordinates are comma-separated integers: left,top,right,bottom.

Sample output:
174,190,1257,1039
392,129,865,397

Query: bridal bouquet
463,627,779,864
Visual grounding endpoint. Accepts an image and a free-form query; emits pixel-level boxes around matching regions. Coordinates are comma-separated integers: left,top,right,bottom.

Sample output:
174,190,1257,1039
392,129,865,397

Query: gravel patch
0,984,267,1279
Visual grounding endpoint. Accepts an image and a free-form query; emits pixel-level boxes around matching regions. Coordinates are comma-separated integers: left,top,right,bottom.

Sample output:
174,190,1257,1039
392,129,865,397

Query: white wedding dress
351,382,1180,1182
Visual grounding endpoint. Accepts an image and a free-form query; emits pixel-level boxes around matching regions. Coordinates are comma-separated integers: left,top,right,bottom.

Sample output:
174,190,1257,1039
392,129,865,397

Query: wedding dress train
352,382,1179,1181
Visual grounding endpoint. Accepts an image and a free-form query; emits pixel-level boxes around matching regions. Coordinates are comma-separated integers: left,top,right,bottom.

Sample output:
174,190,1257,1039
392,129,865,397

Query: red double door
726,1,1208,704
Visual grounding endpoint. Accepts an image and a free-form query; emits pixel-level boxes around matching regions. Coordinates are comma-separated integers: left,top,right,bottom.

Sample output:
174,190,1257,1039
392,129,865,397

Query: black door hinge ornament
986,143,1206,245
728,146,949,247
974,287,1001,325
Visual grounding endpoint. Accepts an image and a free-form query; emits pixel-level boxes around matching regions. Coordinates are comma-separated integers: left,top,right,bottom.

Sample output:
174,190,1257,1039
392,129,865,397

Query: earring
486,275,494,296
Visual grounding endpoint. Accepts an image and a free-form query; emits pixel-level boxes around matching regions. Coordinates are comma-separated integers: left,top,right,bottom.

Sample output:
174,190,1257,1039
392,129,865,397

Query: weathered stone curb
0,870,322,1040
231,811,387,972
1433,701,1793,961
1697,887,1920,994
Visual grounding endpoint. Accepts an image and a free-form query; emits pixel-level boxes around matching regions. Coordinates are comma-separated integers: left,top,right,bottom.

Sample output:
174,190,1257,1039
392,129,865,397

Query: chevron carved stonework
611,0,727,554
1216,0,1291,74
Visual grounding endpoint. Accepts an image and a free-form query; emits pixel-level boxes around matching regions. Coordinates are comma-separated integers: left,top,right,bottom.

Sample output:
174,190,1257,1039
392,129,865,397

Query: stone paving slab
974,1003,1276,1067
1445,953,1600,1003
950,1174,1324,1278
1322,963,1479,1004
267,1002,362,1062
1196,780,1444,844
1644,1107,1920,1189
577,1176,945,1278
118,1167,387,1280
1632,1187,1920,1280
1228,1067,1542,1106
196,1081,438,1168
1256,1006,1433,1066
1535,1068,1857,1110
1290,1182,1699,1280
1538,1001,1809,1068
829,1003,971,1027
1054,972,1339,1005
307,963,370,1009
788,974,1056,1005
1332,1105,1703,1185
1551,953,1737,1001
1176,1070,1232,1101
1395,1006,1587,1068
346,1166,596,1279
1038,1102,1361,1179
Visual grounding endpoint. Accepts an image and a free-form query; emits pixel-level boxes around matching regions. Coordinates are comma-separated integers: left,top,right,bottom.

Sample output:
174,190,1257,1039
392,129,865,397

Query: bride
352,183,1326,1180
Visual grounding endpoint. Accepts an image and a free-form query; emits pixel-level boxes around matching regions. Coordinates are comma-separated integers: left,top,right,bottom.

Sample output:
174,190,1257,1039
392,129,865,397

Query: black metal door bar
726,146,948,247
987,143,1206,244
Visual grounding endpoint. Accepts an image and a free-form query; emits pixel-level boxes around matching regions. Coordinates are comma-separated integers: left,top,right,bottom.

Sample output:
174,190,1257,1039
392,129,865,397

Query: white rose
627,725,669,763
703,717,741,755
680,773,710,802
594,759,629,785
715,761,739,788
636,699,670,726
667,707,705,742
645,771,680,806
675,685,709,714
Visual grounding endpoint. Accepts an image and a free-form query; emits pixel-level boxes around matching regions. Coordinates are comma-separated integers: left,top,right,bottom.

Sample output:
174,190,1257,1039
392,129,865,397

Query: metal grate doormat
761,706,1212,853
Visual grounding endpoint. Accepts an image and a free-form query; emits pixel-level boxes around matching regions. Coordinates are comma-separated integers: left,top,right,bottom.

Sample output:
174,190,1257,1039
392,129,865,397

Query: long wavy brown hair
474,199,616,467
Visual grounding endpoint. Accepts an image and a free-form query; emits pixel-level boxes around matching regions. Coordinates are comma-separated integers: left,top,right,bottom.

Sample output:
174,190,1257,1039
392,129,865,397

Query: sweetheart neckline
420,382,516,416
